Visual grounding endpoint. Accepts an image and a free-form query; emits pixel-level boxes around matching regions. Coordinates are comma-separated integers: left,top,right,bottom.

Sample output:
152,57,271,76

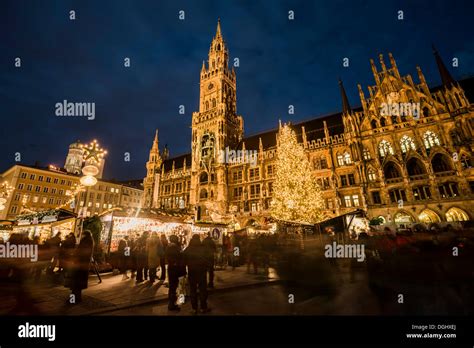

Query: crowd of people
1,228,283,314
0,230,95,305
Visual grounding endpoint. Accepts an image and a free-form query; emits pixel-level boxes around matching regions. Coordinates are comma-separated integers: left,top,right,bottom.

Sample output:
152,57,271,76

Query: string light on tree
270,123,325,224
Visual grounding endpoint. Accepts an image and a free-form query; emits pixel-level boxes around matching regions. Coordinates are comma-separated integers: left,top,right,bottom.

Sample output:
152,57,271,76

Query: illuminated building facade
142,21,474,227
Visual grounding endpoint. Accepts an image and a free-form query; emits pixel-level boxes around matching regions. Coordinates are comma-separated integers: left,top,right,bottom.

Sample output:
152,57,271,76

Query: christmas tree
271,123,325,224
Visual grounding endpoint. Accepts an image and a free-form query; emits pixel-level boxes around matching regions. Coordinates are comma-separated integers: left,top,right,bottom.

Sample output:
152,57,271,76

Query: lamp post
77,140,107,241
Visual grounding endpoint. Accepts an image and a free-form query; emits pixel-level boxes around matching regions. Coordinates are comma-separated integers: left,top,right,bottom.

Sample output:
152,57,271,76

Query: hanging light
82,164,99,176
80,175,97,187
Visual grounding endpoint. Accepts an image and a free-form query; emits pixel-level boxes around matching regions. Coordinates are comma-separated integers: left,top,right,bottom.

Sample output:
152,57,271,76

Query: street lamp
76,140,107,240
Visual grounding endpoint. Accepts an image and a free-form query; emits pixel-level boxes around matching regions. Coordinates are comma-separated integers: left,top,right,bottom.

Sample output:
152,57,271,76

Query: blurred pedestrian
202,232,216,288
118,236,130,280
66,230,94,304
184,234,210,314
166,235,185,311
159,234,168,280
146,232,160,283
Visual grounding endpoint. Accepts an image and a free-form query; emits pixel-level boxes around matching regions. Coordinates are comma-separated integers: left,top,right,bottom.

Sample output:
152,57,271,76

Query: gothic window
212,99,216,108
455,93,462,107
337,153,344,166
200,172,208,183
216,43,221,51
423,107,430,117
371,119,378,129
378,140,394,157
380,117,387,127
200,189,208,200
321,157,328,169
368,168,376,182
423,131,440,149
205,101,209,110
406,157,426,176
363,148,371,160
400,135,416,153
383,162,401,179
391,116,398,124
431,153,453,173
461,154,472,169
344,152,351,165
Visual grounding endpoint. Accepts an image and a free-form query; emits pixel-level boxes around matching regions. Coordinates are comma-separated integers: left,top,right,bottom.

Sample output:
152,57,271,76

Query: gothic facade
143,20,474,227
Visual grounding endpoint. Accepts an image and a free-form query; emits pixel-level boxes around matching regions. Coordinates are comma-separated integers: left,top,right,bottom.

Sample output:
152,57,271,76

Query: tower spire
216,18,222,37
338,79,351,114
432,45,455,88
152,129,159,150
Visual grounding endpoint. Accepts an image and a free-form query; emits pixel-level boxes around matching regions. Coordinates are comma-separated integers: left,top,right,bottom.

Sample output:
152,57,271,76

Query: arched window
368,168,376,182
205,101,209,110
383,162,401,179
423,131,440,149
343,152,351,165
378,140,394,157
431,153,452,173
371,119,378,129
406,157,426,176
446,207,469,222
363,148,371,160
200,189,208,200
400,135,416,153
199,172,208,183
423,107,430,117
212,99,216,108
380,117,387,127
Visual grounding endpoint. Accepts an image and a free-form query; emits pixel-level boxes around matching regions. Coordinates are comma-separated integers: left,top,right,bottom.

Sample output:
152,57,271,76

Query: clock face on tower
208,83,214,90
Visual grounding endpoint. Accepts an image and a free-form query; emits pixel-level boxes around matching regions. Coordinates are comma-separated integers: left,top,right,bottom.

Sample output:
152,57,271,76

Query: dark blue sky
1,0,473,180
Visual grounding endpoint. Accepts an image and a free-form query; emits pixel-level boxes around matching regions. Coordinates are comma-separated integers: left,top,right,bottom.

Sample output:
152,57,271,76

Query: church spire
432,45,455,88
216,18,222,38
152,129,159,151
338,79,351,114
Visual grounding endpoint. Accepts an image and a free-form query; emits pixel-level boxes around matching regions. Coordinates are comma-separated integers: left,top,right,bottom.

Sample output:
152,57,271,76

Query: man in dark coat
66,230,94,304
135,232,149,283
202,233,216,288
158,234,167,280
165,235,183,311
184,234,210,314
117,236,130,280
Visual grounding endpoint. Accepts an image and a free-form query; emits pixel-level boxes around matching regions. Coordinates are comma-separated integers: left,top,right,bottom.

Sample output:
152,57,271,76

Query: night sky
1,0,473,181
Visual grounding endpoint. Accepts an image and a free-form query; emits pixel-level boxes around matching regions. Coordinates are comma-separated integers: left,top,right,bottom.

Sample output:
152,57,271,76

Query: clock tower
190,19,243,220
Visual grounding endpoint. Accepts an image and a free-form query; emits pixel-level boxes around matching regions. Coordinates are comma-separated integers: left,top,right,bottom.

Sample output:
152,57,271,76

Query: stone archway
418,209,441,223
394,211,415,226
445,207,470,222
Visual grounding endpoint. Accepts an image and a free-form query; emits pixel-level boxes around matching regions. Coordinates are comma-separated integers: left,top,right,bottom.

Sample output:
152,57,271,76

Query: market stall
13,209,77,242
100,209,193,252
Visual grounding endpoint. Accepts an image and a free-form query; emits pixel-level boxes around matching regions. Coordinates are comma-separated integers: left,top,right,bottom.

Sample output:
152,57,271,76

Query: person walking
118,236,130,280
166,235,185,311
184,234,210,314
159,234,168,280
135,232,149,283
66,230,94,304
146,232,160,283
202,233,216,288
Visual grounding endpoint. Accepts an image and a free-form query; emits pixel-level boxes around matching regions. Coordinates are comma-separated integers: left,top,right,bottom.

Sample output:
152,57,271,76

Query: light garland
270,124,325,224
